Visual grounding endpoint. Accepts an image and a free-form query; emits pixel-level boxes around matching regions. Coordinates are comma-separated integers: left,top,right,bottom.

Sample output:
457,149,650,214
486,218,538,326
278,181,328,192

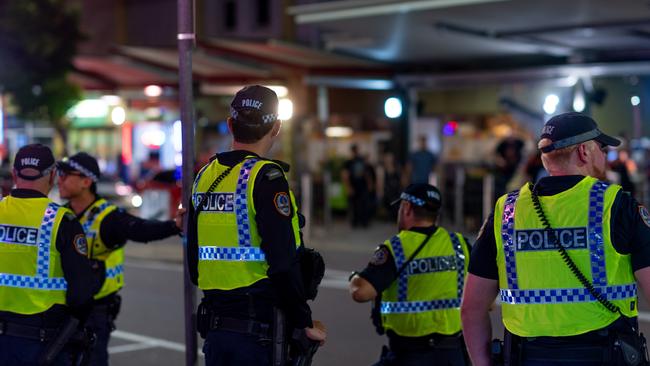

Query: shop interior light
131,194,143,208
573,89,586,112
325,126,353,138
543,94,560,115
384,97,402,119
68,99,109,119
140,129,166,148
267,85,289,98
173,120,182,151
442,121,458,136
631,95,641,106
144,85,163,98
278,98,294,120
101,95,122,106
111,107,126,125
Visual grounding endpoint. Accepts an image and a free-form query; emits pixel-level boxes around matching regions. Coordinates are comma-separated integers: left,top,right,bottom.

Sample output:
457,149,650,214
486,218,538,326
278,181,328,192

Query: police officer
0,144,102,365
461,112,650,366
56,152,183,366
187,85,326,365
350,183,471,366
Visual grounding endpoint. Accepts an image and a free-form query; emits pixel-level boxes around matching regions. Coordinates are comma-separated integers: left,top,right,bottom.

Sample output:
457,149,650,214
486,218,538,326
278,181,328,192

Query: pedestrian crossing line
108,342,159,354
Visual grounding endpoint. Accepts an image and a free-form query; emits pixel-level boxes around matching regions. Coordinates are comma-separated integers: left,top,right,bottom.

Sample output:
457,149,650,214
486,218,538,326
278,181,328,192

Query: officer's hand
174,205,187,230
304,320,327,346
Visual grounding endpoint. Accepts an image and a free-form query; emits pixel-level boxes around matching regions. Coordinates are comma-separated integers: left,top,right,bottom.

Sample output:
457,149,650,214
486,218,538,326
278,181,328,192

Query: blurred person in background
610,149,637,197
381,151,402,220
404,135,437,186
57,152,184,366
494,135,524,199
342,144,373,228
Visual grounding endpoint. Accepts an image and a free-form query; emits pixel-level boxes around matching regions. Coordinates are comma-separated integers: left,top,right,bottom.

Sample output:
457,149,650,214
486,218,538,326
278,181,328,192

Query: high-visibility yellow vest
192,157,300,290
381,227,470,337
495,177,637,337
79,198,123,300
0,196,69,314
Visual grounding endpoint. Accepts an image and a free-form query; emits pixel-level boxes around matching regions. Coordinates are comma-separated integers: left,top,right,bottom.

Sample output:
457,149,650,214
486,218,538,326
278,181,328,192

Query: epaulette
265,168,284,181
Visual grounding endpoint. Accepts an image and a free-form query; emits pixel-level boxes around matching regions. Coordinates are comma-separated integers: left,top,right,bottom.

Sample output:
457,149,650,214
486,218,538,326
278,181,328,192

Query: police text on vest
0,224,39,246
515,227,587,252
406,255,457,275
193,193,235,212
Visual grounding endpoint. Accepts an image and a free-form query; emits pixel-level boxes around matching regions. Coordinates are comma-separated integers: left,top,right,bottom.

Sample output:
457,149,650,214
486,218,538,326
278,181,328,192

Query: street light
631,95,641,106
543,94,560,115
111,107,126,125
278,98,293,120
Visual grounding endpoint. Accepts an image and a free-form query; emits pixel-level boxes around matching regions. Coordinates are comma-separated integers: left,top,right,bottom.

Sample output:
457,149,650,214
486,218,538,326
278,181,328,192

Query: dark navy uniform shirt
187,150,312,329
0,189,104,326
469,175,650,280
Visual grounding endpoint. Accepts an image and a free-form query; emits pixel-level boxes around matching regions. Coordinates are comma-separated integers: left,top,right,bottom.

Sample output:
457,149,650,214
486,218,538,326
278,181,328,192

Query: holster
371,295,385,335
272,308,287,366
613,332,650,366
491,338,505,366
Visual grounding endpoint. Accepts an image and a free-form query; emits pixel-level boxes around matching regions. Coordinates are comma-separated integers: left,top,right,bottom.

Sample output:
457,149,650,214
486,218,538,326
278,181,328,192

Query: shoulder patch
639,205,650,228
265,168,284,181
73,234,89,257
274,192,291,216
369,246,389,266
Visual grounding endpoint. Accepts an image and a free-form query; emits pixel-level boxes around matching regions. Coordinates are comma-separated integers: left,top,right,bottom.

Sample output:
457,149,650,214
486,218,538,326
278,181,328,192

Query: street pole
177,0,197,365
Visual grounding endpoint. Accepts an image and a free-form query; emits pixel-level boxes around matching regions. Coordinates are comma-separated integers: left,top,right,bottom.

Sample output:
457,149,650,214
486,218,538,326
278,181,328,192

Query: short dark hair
230,113,275,143
412,205,438,222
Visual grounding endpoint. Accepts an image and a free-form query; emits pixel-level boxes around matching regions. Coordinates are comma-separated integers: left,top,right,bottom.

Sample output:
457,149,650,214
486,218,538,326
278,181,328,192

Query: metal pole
301,173,312,240
454,166,465,230
482,173,494,222
177,0,197,364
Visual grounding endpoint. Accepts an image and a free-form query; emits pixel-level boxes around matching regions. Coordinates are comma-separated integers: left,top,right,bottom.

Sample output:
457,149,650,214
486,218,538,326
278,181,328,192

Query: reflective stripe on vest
198,158,260,261
0,203,67,290
499,181,637,304
106,264,124,279
381,231,465,314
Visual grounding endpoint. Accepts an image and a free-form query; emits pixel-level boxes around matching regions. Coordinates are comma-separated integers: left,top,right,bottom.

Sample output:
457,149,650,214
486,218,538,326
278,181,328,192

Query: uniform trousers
0,334,71,366
203,329,272,366
85,304,114,366
373,345,467,366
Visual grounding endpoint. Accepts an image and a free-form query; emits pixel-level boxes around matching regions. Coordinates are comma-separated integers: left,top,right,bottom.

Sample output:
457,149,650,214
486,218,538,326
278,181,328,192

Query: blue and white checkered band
380,298,462,314
0,203,68,290
106,264,124,279
588,181,608,286
198,246,266,262
66,160,98,182
235,159,258,248
400,193,426,207
390,236,409,301
230,107,277,124
501,191,520,289
0,274,67,290
36,203,60,278
81,202,112,234
449,232,466,299
500,283,637,304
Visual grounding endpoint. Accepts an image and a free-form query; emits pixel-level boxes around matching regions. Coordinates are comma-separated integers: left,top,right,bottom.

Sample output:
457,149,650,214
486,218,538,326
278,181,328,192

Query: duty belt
0,320,59,342
389,332,463,352
208,316,271,339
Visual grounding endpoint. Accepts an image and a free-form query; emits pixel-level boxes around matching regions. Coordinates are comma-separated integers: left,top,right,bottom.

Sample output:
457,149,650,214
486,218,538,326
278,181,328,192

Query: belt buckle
428,338,436,347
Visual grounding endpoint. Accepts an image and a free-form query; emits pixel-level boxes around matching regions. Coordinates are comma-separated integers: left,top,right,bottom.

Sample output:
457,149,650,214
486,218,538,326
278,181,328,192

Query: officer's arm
254,165,313,329
461,214,499,366
461,274,498,366
56,214,105,319
610,191,650,302
350,245,396,303
99,209,181,247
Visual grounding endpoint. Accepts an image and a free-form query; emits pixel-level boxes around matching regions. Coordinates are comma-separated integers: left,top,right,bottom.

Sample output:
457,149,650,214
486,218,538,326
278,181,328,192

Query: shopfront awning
73,56,176,89
117,46,272,82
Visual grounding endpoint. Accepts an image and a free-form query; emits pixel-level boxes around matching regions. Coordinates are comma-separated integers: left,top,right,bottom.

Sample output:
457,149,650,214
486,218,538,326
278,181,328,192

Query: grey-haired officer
0,144,103,365
350,183,471,366
56,152,183,366
462,112,650,365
